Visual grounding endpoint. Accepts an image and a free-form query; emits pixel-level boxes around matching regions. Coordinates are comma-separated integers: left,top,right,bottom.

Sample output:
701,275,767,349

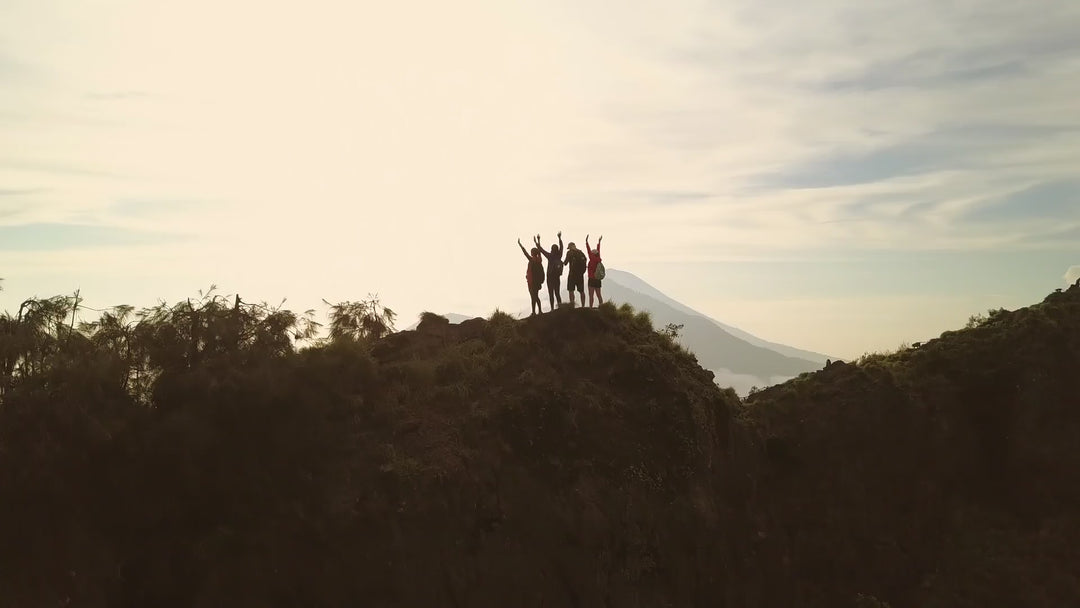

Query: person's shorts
588,278,602,289
567,273,585,292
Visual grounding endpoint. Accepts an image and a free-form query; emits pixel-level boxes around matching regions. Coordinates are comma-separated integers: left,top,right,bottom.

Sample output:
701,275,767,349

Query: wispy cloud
1067,266,1080,285
541,0,1080,258
0,188,46,221
0,51,35,83
965,181,1080,223
0,223,185,251
0,158,128,178
756,127,1080,190
0,187,46,196
0,206,27,221
818,25,1080,92
823,58,1028,92
109,197,210,218
83,90,150,101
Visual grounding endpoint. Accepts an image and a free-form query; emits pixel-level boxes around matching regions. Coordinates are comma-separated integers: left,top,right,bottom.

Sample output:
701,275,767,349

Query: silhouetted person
534,232,563,310
586,234,604,307
518,238,545,315
564,240,587,307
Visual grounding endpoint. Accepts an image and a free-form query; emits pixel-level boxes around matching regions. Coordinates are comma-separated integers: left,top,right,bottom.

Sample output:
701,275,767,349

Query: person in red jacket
586,234,603,308
518,238,545,315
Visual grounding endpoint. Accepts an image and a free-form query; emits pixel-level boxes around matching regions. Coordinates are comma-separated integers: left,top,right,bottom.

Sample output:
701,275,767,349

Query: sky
1,0,1078,359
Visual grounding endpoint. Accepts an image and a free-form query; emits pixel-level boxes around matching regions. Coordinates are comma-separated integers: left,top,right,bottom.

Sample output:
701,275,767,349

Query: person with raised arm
586,234,605,308
563,239,587,307
518,238,545,315
534,232,564,311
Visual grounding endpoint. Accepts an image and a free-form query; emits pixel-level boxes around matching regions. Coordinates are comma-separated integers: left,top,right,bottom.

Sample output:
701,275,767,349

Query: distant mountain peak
605,268,833,363
602,269,828,395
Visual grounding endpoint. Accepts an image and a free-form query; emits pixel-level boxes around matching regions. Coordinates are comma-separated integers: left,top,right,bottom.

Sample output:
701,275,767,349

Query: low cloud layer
1067,266,1080,285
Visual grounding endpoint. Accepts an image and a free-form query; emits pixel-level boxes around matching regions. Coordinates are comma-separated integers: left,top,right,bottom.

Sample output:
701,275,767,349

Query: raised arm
517,238,530,261
557,231,564,257
596,235,602,254
585,234,591,253
535,235,553,260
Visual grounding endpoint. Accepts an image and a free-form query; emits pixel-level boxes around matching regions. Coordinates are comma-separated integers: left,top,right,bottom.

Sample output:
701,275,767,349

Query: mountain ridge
604,268,834,363
599,270,823,393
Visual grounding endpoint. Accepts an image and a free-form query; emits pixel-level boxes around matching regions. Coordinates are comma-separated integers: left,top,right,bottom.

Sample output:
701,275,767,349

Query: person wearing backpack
564,241,587,307
518,238,545,315
534,232,564,311
586,234,605,308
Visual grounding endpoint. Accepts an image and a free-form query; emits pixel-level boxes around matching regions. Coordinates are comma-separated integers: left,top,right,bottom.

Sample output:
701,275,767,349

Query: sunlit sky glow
2,0,1078,358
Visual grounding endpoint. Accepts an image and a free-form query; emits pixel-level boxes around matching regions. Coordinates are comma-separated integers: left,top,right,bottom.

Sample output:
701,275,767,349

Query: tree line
0,283,397,403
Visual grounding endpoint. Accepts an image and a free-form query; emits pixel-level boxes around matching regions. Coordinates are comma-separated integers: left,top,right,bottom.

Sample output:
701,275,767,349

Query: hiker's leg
597,287,603,305
547,284,555,309
554,283,561,307
588,286,595,307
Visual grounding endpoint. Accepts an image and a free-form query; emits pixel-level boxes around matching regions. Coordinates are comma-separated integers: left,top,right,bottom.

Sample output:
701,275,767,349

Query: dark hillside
743,286,1080,606
1,285,1079,606
0,301,742,607
355,306,742,606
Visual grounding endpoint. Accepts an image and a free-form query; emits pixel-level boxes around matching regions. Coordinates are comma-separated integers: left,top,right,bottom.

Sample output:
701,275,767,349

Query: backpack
595,261,606,280
529,259,544,286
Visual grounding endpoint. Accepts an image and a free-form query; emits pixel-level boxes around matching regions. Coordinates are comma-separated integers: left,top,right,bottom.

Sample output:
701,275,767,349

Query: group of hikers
517,232,605,315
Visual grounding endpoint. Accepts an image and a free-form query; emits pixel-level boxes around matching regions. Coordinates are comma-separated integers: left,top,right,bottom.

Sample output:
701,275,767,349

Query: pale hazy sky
1,0,1078,358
